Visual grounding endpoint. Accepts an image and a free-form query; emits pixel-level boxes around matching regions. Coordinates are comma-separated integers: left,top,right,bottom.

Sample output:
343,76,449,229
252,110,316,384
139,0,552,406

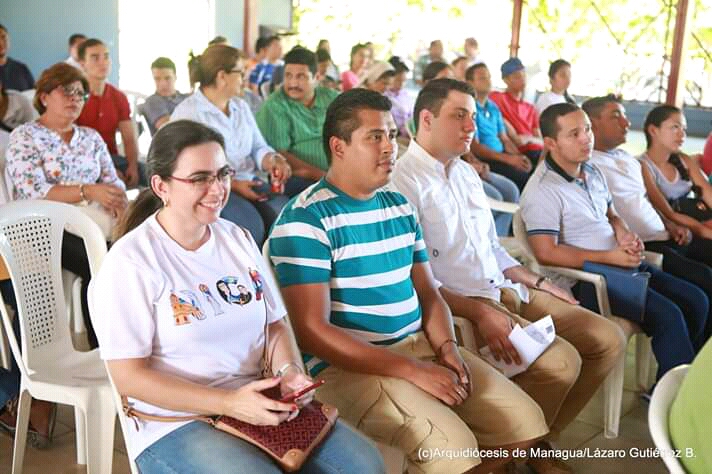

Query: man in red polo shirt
76,38,144,187
489,57,543,166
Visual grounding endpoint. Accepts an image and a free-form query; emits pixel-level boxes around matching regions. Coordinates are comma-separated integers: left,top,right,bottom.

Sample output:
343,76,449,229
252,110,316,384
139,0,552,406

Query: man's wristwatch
535,276,550,289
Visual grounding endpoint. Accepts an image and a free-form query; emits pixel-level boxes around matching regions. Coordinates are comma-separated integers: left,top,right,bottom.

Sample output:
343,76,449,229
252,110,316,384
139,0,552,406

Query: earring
162,197,169,207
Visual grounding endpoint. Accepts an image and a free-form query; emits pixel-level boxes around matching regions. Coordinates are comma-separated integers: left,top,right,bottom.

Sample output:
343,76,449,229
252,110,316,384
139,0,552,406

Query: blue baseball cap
501,57,524,78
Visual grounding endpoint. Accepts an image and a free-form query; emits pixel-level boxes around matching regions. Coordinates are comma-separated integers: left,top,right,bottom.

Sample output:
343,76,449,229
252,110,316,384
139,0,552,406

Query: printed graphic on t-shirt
169,291,204,325
215,276,253,305
198,283,225,316
249,268,263,301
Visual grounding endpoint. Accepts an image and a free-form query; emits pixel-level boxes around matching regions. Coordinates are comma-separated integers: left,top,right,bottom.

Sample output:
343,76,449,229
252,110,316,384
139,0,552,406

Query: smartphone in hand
280,379,325,403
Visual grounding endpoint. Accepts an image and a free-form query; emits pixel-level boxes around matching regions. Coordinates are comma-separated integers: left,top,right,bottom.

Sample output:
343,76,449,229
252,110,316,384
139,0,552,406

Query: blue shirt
249,61,276,87
476,99,506,153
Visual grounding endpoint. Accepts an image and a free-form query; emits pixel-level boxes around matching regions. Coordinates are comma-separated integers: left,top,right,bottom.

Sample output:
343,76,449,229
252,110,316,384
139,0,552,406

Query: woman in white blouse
171,45,292,246
535,59,576,115
5,62,127,348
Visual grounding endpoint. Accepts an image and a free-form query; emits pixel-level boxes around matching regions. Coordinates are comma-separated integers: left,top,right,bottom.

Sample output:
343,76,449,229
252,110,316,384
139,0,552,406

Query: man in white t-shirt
584,94,712,343
64,33,85,69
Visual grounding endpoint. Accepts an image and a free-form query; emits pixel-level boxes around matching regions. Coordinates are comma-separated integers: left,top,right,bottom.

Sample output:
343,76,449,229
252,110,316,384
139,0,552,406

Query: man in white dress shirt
392,80,624,468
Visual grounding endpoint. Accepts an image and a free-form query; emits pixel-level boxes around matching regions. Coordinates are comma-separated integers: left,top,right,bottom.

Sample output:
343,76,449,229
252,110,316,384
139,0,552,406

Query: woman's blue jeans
136,419,386,474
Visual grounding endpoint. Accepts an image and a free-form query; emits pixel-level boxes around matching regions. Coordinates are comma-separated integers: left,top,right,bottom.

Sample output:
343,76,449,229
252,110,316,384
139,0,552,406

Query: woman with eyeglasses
171,44,292,246
2,62,128,446
90,120,385,473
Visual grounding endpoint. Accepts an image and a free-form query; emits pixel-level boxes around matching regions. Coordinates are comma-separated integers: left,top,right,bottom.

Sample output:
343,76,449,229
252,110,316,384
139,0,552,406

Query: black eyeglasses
170,166,236,189
58,85,90,102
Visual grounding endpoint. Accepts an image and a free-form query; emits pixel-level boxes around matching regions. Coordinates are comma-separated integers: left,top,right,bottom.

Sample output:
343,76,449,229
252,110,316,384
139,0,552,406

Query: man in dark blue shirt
0,24,34,91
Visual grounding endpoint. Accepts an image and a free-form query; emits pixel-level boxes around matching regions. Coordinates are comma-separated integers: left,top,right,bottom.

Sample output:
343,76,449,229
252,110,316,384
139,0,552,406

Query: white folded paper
479,315,556,378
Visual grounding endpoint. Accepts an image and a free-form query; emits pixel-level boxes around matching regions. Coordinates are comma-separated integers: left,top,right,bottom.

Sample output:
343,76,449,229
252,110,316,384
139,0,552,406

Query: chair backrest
0,200,107,376
648,364,689,474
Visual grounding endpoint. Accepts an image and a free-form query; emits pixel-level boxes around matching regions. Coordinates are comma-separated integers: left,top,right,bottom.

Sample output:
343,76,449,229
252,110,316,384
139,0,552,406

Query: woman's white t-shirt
89,214,287,460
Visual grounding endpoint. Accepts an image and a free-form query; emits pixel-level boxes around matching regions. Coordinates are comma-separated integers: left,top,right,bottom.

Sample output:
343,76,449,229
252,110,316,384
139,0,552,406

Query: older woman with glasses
171,44,292,246
5,62,128,349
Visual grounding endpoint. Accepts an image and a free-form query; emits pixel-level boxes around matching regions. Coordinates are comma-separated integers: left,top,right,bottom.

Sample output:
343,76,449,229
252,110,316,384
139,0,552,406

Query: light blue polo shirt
475,99,506,153
520,156,616,252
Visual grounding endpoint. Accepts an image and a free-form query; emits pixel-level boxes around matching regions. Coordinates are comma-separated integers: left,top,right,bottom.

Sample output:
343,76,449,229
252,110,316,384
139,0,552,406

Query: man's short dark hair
255,36,269,53
68,34,86,47
413,78,475,133
388,56,410,74
78,38,105,61
422,61,450,83
464,62,488,82
316,48,331,63
265,35,281,47
540,102,582,139
581,94,622,120
151,57,176,73
0,24,7,33
283,46,317,76
322,89,392,164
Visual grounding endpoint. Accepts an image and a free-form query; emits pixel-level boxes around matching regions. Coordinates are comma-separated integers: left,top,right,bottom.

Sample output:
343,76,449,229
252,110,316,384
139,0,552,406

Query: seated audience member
669,338,712,474
520,103,708,380
249,35,283,96
75,38,145,187
5,62,128,349
64,33,86,69
316,40,339,80
358,61,396,93
421,61,453,84
1,80,35,131
535,59,575,115
392,79,622,469
414,39,445,85
385,56,414,138
466,63,532,190
451,56,468,82
464,37,482,66
141,57,188,136
257,47,339,187
270,88,550,474
245,36,268,79
0,24,34,91
585,95,712,344
0,282,57,448
489,58,543,164
340,43,370,92
171,44,292,246
90,120,385,474
639,105,712,230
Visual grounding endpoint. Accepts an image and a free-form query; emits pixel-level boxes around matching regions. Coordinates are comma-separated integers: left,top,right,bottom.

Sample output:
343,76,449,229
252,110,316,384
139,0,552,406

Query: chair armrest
540,265,613,318
487,197,519,214
643,251,663,269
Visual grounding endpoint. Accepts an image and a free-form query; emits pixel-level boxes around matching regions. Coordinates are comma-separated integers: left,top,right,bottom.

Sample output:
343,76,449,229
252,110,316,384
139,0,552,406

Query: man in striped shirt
269,89,548,474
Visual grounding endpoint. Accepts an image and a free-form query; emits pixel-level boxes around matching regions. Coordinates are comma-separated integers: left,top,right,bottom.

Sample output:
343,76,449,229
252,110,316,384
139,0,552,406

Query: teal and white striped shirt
269,179,427,375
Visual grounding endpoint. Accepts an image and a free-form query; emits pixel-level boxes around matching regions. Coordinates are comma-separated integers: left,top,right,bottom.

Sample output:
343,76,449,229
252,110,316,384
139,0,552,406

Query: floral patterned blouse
5,120,125,200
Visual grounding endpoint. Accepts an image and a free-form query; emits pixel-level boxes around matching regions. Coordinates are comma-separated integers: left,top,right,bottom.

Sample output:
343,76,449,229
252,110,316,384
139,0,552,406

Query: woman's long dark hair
643,104,699,199
113,120,225,240
548,59,575,105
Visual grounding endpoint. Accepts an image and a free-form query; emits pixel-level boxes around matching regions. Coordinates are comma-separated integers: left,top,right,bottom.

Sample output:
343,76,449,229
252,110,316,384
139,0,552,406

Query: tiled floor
0,340,669,474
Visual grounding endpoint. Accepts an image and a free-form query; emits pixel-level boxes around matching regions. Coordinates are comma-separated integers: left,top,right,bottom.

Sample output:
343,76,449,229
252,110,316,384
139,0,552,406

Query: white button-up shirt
392,140,527,303
171,90,274,180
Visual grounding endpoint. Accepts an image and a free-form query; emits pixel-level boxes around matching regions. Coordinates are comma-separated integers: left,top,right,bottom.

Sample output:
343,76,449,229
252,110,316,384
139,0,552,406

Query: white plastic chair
512,209,655,438
648,364,689,474
101,363,140,474
0,200,116,474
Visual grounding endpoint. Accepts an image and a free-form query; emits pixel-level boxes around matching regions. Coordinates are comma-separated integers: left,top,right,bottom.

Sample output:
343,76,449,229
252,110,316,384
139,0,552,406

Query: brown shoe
0,397,57,449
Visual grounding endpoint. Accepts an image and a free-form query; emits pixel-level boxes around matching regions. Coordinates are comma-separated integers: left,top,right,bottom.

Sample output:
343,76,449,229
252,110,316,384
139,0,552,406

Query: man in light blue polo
520,102,707,381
